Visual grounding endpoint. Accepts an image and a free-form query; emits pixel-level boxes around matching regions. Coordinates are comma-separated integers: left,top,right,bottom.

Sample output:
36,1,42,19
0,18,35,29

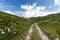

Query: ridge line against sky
0,0,60,18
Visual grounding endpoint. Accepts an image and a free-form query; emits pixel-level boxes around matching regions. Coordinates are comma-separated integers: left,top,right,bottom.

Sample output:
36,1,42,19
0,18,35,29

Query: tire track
24,25,33,40
35,23,49,40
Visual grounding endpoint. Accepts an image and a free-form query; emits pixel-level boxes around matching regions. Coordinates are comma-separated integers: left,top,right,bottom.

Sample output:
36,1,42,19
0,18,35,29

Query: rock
1,30,5,34
13,31,17,36
10,26,14,27
14,31,16,34
7,28,10,32
55,38,59,40
5,27,11,32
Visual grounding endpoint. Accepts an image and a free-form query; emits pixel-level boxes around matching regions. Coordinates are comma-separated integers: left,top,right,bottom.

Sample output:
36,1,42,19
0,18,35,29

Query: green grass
37,13,60,40
0,11,60,40
0,12,33,40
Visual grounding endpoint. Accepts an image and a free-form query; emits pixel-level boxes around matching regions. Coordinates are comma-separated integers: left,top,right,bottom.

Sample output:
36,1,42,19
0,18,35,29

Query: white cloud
54,0,60,6
21,3,36,11
3,10,14,14
1,1,60,18
21,3,48,18
21,3,59,18
36,6,46,11
21,3,45,11
2,2,60,18
2,10,24,17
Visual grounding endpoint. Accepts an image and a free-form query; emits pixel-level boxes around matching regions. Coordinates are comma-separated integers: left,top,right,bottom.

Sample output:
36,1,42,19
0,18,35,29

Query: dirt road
25,25,33,40
24,23,49,40
35,23,49,40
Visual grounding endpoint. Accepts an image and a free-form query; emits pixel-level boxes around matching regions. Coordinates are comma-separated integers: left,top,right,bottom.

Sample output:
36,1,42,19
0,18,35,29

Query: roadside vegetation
38,13,60,40
0,12,33,40
0,11,60,40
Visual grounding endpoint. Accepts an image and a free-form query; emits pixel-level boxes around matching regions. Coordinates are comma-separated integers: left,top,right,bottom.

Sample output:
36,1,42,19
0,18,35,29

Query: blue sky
0,0,60,18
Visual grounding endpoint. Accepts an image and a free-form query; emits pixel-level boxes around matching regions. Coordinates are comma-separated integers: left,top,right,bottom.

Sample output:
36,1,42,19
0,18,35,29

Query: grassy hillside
37,13,60,40
0,11,60,40
0,12,33,40
30,13,60,22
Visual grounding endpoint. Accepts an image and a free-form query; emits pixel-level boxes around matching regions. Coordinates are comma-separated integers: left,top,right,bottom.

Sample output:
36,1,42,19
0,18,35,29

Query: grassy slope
0,12,33,40
37,13,60,40
30,13,60,22
0,11,60,40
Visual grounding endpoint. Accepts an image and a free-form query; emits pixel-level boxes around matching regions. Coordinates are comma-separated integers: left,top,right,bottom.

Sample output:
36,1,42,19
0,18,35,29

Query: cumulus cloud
36,6,46,11
21,3,45,11
21,3,59,18
21,3,36,11
54,0,60,6
2,2,60,18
